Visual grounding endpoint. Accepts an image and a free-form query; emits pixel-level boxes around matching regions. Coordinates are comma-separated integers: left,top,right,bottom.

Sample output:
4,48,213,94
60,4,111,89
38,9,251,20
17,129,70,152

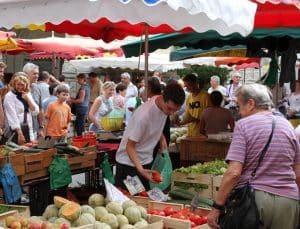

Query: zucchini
6,141,20,149
169,188,195,200
23,148,42,153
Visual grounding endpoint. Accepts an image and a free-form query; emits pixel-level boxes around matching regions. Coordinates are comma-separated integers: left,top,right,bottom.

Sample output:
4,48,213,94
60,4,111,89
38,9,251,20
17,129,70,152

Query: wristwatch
212,201,225,211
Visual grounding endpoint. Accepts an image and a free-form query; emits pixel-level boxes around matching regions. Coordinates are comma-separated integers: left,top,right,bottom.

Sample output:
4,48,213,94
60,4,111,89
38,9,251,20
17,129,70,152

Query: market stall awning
121,28,300,57
170,45,247,61
0,0,257,39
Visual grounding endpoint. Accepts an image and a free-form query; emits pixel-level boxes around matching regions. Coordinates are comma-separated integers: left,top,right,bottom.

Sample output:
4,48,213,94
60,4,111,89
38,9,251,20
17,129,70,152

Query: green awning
170,45,247,61
121,28,300,58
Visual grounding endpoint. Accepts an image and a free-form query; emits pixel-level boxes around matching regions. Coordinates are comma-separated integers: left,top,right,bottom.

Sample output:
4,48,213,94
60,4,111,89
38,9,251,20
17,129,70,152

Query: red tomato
189,214,203,226
138,191,149,197
152,170,163,183
201,216,208,224
191,221,196,228
148,209,159,215
163,206,175,216
158,211,166,216
178,208,191,216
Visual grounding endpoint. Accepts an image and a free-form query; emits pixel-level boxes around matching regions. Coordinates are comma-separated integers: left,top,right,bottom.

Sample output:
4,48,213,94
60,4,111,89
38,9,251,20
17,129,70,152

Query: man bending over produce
115,83,185,189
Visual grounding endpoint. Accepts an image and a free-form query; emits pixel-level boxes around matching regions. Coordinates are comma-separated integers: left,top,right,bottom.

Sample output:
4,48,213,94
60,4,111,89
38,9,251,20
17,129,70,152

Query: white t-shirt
208,86,227,96
116,96,167,166
125,82,138,101
287,93,300,113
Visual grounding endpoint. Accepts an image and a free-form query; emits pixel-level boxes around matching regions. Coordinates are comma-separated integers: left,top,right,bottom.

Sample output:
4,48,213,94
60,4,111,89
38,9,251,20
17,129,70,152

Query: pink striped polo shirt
226,112,300,200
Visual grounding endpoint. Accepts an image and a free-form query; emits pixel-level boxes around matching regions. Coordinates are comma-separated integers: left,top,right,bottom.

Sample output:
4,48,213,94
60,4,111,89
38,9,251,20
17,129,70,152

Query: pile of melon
37,194,149,228
170,127,187,144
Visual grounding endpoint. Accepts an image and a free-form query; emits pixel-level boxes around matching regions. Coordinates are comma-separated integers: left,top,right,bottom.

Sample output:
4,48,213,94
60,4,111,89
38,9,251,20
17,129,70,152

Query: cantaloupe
120,224,135,229
137,206,147,219
54,217,71,227
124,206,141,224
134,219,148,228
101,213,119,229
116,214,129,227
59,202,81,221
74,213,95,226
122,200,137,211
42,204,58,219
80,205,95,217
88,193,105,207
94,221,111,229
106,201,123,215
54,196,70,209
94,206,108,221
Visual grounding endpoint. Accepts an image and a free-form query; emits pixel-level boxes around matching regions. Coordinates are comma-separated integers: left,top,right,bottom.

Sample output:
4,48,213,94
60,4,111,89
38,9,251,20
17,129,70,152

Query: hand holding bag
219,116,275,229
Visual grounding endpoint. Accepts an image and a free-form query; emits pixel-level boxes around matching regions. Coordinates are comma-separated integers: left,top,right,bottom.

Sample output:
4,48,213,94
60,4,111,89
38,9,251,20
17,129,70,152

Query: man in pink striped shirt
208,84,300,229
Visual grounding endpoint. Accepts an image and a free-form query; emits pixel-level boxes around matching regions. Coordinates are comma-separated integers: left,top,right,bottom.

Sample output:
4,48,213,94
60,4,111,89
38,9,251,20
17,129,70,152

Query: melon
88,193,105,207
120,224,136,229
54,196,70,209
94,221,111,229
42,204,58,219
124,206,142,224
135,219,148,228
137,206,147,219
59,202,81,221
106,201,123,215
101,213,118,229
94,206,108,221
54,217,71,227
74,213,96,226
80,205,95,217
116,214,129,227
122,200,137,211
48,217,58,223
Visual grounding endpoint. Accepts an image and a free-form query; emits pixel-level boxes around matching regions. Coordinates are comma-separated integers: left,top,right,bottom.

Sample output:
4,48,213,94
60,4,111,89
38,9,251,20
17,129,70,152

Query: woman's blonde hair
10,72,30,93
103,81,115,90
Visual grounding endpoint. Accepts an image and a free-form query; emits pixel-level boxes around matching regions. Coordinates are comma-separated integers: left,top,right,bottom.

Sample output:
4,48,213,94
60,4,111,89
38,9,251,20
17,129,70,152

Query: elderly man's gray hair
23,63,39,74
121,72,131,80
236,83,273,109
210,75,220,83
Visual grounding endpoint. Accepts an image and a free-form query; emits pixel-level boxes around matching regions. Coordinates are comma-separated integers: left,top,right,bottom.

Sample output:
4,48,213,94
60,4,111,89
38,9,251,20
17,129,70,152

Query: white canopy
64,54,185,74
0,0,257,36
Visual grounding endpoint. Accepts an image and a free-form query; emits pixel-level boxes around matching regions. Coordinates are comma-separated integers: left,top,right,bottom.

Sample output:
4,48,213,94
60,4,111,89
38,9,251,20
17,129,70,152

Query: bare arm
71,89,85,104
88,98,101,129
126,139,155,182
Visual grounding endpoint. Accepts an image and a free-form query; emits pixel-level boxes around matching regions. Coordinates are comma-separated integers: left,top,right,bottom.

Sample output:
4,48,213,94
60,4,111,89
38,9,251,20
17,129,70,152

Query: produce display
174,160,227,175
147,207,207,228
4,195,149,229
170,127,187,144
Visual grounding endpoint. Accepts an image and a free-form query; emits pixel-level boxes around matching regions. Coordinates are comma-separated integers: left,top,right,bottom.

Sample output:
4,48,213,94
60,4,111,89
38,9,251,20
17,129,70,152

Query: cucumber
169,188,195,200
197,196,214,207
6,141,20,149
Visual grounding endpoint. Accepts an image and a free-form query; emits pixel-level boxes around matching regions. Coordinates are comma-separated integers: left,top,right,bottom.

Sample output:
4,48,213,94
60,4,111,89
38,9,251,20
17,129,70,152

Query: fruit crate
0,204,30,218
212,175,223,199
62,151,97,171
0,210,18,227
171,172,213,198
129,196,151,209
148,201,184,212
179,137,229,165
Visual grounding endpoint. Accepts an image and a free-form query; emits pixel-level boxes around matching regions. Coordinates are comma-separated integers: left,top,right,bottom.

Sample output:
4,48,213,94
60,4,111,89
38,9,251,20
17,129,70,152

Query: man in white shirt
208,75,226,96
115,83,185,189
120,72,138,101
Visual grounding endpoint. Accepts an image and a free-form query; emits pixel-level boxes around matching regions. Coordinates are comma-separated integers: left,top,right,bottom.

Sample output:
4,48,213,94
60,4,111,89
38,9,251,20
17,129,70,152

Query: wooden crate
171,172,213,198
0,204,30,218
148,201,184,212
79,146,97,154
64,151,97,171
0,210,18,227
129,196,151,208
212,175,223,199
180,137,229,165
23,148,57,173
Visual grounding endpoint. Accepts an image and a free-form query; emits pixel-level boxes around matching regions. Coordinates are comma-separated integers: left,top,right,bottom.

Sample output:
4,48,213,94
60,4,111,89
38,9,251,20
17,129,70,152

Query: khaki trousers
255,190,299,229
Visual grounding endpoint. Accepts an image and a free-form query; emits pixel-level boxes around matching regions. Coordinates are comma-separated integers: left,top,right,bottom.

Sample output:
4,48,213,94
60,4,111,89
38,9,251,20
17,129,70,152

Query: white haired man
120,72,138,101
23,63,43,138
208,75,226,96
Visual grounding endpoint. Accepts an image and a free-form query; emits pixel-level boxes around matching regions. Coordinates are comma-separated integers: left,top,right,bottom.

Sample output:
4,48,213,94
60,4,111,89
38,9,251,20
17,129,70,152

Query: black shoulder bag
219,116,275,229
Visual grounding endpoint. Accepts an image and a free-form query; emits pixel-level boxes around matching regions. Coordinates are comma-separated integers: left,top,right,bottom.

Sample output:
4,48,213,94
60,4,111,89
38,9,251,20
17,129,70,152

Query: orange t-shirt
45,101,71,137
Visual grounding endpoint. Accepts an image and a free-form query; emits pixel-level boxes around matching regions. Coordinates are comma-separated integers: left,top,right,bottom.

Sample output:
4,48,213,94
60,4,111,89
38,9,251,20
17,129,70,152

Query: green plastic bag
102,153,115,184
149,150,173,191
49,154,72,190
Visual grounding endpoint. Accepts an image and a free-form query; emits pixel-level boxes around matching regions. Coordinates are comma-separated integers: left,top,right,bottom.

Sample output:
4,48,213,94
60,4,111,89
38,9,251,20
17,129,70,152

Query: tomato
152,170,163,183
178,208,191,216
163,206,175,216
148,209,159,215
201,216,208,224
158,211,166,216
191,221,196,228
189,214,203,226
138,191,149,197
